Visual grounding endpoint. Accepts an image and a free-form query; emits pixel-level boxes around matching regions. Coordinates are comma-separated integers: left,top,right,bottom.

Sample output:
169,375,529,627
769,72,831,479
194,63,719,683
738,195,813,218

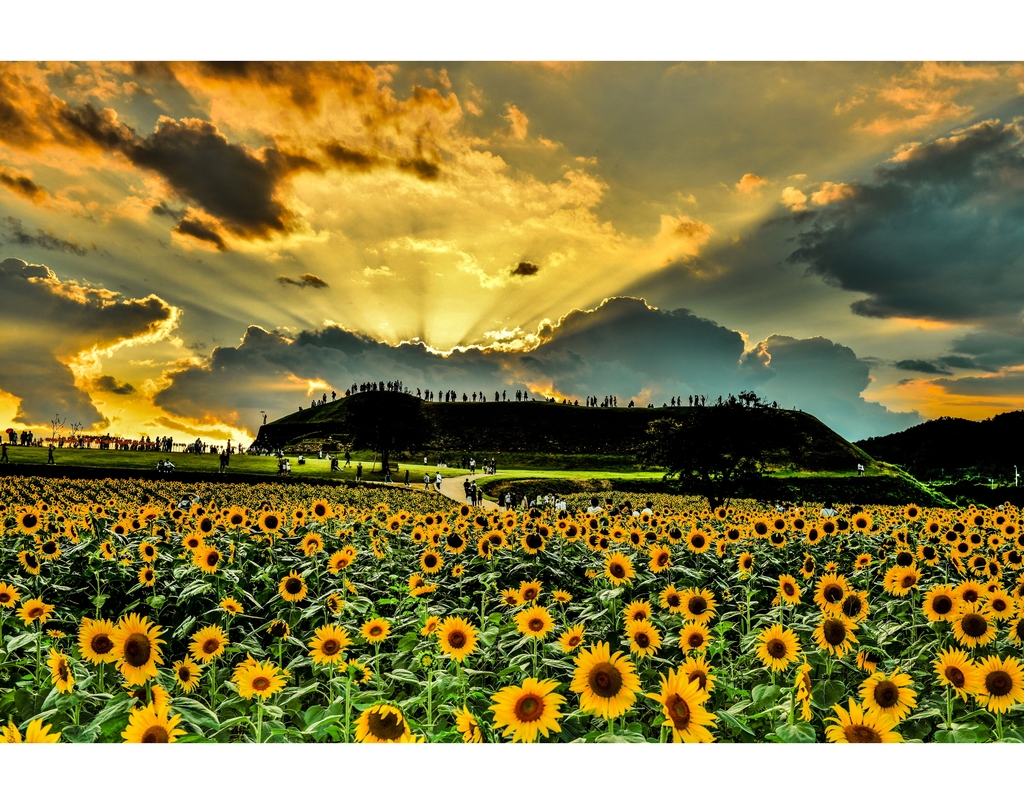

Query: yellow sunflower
970,654,1024,713
47,649,74,693
678,622,712,653
192,545,222,574
557,623,586,653
813,573,849,615
647,667,717,743
777,574,802,606
622,599,652,623
420,616,440,636
173,657,202,693
189,625,228,664
952,605,995,649
552,590,573,604
922,584,959,622
604,551,635,586
77,617,118,664
825,698,902,743
489,677,565,743
355,703,413,743
436,616,479,663
515,605,555,640
755,623,801,671
121,702,186,743
860,668,917,723
518,579,542,604
454,706,483,743
278,570,308,602
680,653,717,693
234,658,287,699
267,619,290,640
932,647,977,701
570,641,641,720
0,582,20,609
308,624,352,665
679,587,718,624
111,613,165,686
499,588,523,607
625,619,662,658
361,617,391,643
420,548,444,574
2,718,61,743
883,564,920,597
648,544,673,573
219,597,243,616
813,615,858,659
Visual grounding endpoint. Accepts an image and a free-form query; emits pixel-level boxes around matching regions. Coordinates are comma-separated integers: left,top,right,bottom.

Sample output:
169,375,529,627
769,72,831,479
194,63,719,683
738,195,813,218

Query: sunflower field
1,475,1023,743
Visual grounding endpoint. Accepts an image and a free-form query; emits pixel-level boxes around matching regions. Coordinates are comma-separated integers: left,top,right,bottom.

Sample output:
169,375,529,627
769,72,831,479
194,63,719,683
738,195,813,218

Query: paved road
437,473,501,510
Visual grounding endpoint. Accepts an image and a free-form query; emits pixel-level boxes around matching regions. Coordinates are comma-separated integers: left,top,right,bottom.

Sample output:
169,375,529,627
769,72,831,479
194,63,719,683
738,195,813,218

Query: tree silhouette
639,404,781,509
344,391,432,475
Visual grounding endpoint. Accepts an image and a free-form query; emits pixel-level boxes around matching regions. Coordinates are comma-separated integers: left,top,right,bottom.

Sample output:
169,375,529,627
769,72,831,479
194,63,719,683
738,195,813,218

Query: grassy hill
255,393,878,473
855,410,1024,483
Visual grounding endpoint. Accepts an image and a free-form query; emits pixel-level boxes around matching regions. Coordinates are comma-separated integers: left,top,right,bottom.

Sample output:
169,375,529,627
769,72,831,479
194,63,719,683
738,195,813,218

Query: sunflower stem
34,620,41,685
254,700,264,743
426,662,433,736
374,642,382,698
208,659,217,711
945,684,953,730
344,671,352,743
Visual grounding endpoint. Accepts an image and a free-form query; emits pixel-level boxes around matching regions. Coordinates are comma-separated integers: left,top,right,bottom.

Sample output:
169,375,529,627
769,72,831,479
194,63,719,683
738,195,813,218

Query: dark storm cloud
278,273,329,289
151,201,184,218
894,359,952,376
511,261,540,277
396,157,440,180
91,375,135,395
1,216,90,256
0,167,46,201
944,330,1024,370
155,296,917,440
173,217,226,251
786,119,1024,324
0,258,176,426
321,142,380,170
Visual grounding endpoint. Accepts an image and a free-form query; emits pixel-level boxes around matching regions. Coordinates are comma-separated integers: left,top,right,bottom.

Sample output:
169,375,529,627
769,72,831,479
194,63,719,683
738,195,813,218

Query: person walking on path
47,444,55,465
344,450,351,467
435,471,443,492
423,471,431,491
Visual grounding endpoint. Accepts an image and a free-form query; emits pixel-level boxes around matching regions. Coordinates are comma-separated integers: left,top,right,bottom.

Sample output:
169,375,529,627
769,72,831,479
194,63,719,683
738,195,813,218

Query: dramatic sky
3,61,1024,444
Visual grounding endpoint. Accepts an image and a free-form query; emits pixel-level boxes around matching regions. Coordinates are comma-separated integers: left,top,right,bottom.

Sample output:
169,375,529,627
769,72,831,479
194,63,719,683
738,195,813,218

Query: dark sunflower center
23,514,38,528
822,619,846,646
370,626,382,636
514,694,543,722
322,639,340,656
687,632,704,648
42,542,57,555
896,551,913,566
369,710,407,739
873,680,899,708
931,595,953,615
252,676,270,691
691,535,705,549
688,597,708,615
900,573,917,589
264,515,279,530
665,693,691,729
58,661,69,681
963,589,979,603
962,613,988,637
179,667,192,682
991,598,1008,612
528,618,545,632
425,554,438,567
448,630,467,648
632,610,647,621
522,588,537,601
314,505,326,517
783,583,795,597
824,584,843,603
270,622,287,637
845,724,882,743
26,555,39,569
285,577,303,594
124,632,152,666
526,533,543,549
945,666,966,687
91,634,113,654
206,551,219,567
635,632,651,648
842,596,863,618
985,670,1013,696
568,635,581,647
610,562,626,579
589,661,624,698
142,725,170,743
766,638,788,658
667,594,681,608
657,553,669,566
0,593,9,604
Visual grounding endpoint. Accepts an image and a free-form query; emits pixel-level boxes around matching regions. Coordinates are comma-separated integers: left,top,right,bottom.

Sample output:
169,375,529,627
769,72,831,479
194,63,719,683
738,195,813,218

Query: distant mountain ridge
855,410,1024,482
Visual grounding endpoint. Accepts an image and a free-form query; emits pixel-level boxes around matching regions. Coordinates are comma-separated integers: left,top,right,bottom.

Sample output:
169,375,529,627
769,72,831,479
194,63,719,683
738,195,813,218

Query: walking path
437,473,501,510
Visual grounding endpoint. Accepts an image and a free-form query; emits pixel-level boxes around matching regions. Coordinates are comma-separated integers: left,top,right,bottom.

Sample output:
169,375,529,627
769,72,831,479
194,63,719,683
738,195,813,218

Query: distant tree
50,413,67,443
344,391,432,475
638,403,781,509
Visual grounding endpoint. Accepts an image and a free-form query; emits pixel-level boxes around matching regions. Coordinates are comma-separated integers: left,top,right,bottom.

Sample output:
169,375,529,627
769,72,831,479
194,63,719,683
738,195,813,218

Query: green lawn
0,446,468,481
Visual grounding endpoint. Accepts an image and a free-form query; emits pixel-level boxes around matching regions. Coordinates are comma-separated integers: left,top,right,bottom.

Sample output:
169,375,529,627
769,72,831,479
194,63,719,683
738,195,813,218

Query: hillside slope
855,411,1024,482
255,392,877,473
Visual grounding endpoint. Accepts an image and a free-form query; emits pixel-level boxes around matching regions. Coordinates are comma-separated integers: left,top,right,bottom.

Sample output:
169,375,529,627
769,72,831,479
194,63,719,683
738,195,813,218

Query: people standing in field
1,443,7,463
435,471,443,492
47,444,55,465
355,463,363,482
